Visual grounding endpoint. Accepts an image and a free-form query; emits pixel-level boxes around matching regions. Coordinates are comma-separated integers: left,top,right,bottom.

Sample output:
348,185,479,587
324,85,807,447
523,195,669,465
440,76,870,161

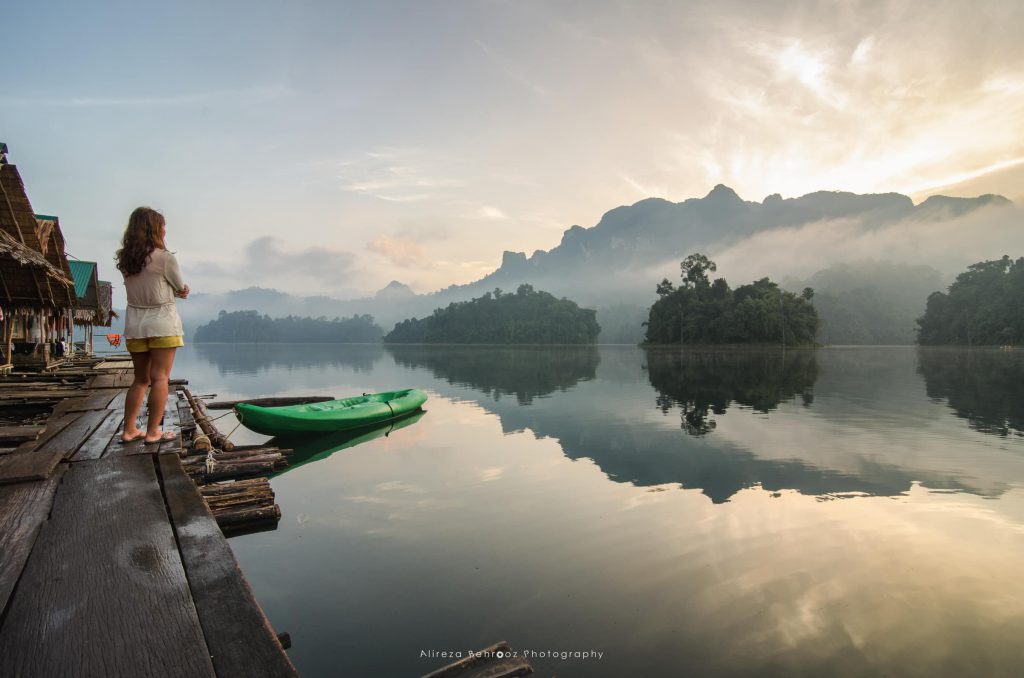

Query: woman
115,207,189,443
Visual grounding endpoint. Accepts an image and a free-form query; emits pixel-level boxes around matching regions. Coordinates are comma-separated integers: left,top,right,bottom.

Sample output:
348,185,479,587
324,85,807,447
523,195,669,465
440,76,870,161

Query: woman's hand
176,284,190,299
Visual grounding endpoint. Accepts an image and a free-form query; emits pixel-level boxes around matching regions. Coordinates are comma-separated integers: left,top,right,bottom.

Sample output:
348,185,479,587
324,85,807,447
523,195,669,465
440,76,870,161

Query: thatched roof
32,213,75,282
0,228,76,311
0,146,76,310
96,280,115,327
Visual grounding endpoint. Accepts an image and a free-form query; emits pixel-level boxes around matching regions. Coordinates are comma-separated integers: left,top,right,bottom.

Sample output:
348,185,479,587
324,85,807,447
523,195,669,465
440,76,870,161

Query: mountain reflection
918,348,1024,437
194,343,384,375
645,349,818,436
384,345,599,404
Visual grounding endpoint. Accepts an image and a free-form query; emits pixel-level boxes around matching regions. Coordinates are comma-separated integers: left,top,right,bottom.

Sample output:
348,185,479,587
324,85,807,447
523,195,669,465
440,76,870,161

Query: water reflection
270,411,426,476
644,349,818,435
194,343,384,375
179,344,1024,677
400,347,1017,502
384,345,599,404
918,348,1024,437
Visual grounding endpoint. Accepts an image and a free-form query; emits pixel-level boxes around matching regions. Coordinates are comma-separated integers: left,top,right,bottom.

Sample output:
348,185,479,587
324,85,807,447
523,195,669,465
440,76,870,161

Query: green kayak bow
234,388,428,437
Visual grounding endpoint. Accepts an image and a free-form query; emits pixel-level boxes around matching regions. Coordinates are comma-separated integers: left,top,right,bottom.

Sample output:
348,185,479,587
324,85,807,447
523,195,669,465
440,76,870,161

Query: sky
3,0,1024,301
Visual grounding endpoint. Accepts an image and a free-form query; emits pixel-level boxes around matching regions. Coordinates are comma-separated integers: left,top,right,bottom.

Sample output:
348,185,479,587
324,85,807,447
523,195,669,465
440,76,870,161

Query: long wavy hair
115,207,166,277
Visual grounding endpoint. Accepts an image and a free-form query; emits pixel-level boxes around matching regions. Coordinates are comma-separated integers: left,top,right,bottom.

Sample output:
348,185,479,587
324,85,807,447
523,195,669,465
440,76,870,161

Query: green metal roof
34,213,59,221
68,260,97,299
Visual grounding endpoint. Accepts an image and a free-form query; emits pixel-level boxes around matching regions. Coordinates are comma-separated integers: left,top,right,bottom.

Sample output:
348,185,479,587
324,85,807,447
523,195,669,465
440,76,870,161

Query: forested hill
917,256,1024,345
645,254,819,345
384,285,600,344
175,186,1009,343
194,310,383,343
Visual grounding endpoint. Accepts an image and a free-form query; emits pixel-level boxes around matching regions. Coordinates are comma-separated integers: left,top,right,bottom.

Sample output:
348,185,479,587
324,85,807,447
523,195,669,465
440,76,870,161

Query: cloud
367,235,432,268
336,148,464,203
244,236,355,280
187,236,357,293
477,205,509,220
700,204,1024,284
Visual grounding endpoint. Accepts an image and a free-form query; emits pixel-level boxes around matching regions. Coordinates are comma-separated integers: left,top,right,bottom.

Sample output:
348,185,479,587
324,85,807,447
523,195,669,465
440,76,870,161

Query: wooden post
183,388,235,451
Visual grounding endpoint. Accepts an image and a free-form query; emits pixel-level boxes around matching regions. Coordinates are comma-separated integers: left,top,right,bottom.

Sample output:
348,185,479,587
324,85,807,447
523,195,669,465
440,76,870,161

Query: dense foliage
383,285,600,344
917,256,1024,345
193,310,383,343
644,254,819,345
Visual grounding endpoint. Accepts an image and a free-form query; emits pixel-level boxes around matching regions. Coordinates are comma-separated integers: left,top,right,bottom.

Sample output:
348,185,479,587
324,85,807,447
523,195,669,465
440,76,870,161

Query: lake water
172,344,1024,677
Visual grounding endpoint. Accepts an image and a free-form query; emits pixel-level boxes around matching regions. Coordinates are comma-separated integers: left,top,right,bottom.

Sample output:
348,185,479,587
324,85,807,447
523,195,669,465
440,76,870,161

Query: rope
194,410,233,424
224,420,242,441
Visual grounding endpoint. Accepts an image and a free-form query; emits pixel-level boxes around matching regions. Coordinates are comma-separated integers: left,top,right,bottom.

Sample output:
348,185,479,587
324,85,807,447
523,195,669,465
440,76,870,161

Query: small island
917,255,1024,346
384,284,601,344
194,310,383,343
645,254,819,345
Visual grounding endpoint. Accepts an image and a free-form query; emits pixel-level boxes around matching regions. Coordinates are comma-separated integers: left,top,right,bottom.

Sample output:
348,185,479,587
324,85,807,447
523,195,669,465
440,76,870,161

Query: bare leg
144,347,177,442
122,350,151,442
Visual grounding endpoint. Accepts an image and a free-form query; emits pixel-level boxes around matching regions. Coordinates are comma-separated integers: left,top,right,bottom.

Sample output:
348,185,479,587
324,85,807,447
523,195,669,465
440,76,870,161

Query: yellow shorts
126,336,185,353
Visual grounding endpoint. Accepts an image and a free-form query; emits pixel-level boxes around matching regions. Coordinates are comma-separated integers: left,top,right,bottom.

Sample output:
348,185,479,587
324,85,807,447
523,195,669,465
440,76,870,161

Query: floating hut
0,144,77,371
67,260,113,353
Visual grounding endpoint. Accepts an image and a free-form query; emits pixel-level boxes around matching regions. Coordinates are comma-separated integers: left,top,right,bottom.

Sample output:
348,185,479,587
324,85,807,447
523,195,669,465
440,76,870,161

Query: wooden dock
0,357,297,677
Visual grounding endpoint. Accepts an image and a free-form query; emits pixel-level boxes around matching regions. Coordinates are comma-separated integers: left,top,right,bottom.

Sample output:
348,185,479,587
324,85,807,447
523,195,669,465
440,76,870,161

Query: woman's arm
164,251,189,298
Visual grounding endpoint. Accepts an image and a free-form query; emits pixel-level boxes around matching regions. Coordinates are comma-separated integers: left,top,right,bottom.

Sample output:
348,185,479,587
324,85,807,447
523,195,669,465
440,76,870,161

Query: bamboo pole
183,387,234,451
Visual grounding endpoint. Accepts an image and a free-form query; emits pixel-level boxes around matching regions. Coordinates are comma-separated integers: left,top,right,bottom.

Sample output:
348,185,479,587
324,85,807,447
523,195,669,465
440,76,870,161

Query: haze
3,0,1023,302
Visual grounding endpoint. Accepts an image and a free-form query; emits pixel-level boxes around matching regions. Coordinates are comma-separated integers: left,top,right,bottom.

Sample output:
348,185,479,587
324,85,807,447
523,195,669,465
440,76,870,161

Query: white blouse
123,249,186,339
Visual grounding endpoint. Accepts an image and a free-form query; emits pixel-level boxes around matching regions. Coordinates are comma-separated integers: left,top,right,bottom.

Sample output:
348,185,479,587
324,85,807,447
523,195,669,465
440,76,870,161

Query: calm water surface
172,344,1024,677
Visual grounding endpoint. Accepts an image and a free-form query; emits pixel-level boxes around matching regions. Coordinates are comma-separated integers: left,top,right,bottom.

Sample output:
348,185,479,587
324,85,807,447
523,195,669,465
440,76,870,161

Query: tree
917,255,1024,345
384,286,601,344
680,253,717,288
644,254,820,345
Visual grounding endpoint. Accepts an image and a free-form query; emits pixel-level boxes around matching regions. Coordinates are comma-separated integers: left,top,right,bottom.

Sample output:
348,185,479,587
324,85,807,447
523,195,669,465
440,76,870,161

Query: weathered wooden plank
176,396,197,434
159,399,184,455
88,373,117,388
115,373,135,388
71,410,124,462
67,388,120,411
0,466,66,614
0,389,82,399
18,413,79,453
157,454,298,678
421,641,534,678
0,425,43,444
36,409,112,460
0,455,217,678
94,360,135,370
0,448,65,484
50,397,87,419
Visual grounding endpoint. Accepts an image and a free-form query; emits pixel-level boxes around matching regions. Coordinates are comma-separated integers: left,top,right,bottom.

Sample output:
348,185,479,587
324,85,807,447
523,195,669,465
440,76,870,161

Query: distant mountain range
162,185,1010,343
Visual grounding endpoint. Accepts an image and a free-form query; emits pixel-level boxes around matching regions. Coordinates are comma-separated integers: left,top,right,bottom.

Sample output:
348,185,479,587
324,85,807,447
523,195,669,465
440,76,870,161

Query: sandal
144,430,177,444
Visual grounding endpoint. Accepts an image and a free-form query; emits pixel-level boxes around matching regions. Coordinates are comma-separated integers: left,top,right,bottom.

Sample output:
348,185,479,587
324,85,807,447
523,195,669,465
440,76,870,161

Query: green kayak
234,388,428,437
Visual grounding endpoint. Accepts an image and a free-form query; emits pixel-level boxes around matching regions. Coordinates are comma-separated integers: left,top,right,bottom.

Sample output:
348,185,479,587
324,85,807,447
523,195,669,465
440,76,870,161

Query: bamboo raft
0,355,297,677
